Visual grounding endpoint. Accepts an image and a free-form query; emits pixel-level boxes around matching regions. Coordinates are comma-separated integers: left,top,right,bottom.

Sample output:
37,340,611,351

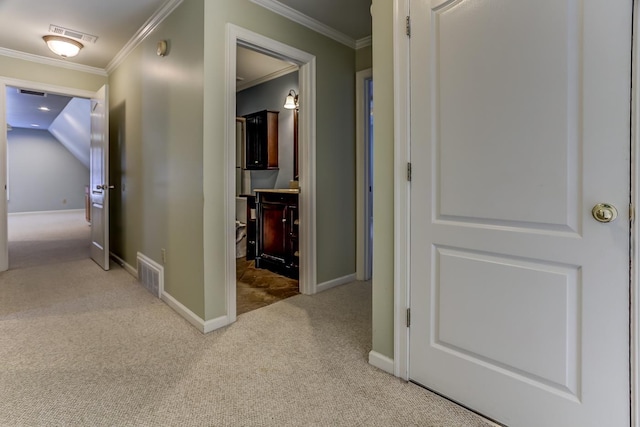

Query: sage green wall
0,55,106,91
371,0,395,359
203,0,357,319
109,0,206,317
356,45,373,72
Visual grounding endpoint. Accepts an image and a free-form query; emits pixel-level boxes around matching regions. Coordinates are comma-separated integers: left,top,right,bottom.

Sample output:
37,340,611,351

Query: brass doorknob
592,203,618,223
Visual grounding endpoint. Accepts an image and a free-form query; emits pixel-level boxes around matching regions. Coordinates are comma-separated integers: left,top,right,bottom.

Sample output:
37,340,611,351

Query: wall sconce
284,90,299,110
43,35,83,58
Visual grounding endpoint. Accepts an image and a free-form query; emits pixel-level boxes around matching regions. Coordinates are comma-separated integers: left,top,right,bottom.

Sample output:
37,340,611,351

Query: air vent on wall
49,24,98,44
137,252,163,298
18,89,46,97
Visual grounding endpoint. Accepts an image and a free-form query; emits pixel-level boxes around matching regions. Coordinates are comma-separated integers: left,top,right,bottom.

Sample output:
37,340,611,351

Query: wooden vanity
254,189,299,279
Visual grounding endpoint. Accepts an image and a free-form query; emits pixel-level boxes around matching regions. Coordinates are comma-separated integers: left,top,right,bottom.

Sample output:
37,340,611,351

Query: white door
408,0,631,426
89,85,110,270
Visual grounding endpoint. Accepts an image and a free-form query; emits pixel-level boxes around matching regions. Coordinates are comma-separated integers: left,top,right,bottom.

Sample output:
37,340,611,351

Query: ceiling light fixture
38,106,50,112
43,35,83,58
284,90,299,110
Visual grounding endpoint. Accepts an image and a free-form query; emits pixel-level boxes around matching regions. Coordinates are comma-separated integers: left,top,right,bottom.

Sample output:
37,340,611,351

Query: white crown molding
0,47,107,76
356,36,372,50
106,0,185,74
251,0,359,49
236,64,298,92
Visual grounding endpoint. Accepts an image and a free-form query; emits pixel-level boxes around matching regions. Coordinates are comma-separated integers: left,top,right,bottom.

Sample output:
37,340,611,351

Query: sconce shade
284,89,299,110
43,35,83,58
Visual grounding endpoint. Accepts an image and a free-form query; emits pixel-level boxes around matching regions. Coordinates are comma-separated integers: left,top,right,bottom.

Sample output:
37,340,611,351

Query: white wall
49,98,91,168
7,128,89,213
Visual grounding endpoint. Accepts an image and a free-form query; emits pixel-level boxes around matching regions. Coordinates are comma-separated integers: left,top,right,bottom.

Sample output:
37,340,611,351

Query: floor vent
137,252,163,298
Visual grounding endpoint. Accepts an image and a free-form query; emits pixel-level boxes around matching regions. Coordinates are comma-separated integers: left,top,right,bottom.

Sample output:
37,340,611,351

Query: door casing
391,0,640,424
356,68,373,281
222,24,317,325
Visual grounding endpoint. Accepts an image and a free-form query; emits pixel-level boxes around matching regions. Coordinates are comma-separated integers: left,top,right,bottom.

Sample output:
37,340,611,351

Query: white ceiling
1,0,371,127
236,46,297,92
0,0,168,70
0,0,372,72
6,87,72,130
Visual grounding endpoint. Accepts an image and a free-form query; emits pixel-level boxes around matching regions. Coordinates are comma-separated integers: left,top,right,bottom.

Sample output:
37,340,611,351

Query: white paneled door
90,85,110,270
408,0,631,426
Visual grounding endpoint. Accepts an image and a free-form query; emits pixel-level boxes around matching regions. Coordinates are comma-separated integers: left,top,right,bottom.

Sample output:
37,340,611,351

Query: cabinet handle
282,218,287,223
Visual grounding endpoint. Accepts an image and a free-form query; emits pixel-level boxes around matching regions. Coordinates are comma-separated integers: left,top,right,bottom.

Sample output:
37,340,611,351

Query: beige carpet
0,211,493,426
8,210,90,269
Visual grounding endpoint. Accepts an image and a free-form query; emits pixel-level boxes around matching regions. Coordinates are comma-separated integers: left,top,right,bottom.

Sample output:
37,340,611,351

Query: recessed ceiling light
38,107,50,112
30,124,40,127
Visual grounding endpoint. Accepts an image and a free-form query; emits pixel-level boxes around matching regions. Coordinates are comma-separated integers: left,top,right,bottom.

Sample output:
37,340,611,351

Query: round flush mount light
43,35,83,58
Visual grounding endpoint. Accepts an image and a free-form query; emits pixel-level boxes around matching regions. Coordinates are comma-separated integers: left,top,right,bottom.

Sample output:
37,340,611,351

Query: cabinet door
260,201,287,262
286,204,298,268
245,114,265,168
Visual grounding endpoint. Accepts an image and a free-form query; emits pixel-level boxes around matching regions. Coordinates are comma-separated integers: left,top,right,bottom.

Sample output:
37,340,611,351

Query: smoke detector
49,25,98,44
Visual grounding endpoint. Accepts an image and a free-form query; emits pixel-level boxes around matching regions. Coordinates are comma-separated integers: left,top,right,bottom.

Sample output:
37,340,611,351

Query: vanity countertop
254,188,300,194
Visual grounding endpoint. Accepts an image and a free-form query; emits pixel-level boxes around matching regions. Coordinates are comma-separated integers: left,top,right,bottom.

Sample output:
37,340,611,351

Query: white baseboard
203,315,231,333
316,273,357,293
8,208,85,216
369,350,394,375
161,290,230,334
112,252,229,334
110,253,137,278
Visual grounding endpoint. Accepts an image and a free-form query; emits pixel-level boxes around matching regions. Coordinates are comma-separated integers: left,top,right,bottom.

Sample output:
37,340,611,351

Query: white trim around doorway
632,1,640,424
392,0,411,381
224,24,317,325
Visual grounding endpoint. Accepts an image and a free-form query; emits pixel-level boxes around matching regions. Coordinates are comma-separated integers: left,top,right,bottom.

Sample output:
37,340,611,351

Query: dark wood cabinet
245,195,257,261
243,110,278,170
255,190,299,279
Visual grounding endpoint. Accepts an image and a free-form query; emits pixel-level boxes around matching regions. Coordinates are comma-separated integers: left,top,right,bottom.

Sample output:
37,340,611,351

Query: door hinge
406,16,411,37
631,203,635,224
406,308,411,327
407,162,412,181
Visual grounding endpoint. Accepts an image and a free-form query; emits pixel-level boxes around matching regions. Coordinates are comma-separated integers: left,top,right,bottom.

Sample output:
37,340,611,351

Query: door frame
356,67,373,281
0,76,97,272
392,0,640,423
224,24,317,324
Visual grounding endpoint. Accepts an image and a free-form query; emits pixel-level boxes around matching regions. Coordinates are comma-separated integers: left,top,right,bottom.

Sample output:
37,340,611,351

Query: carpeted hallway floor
0,210,494,426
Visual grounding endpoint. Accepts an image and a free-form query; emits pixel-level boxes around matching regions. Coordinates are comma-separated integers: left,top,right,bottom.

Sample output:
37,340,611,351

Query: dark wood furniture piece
255,190,299,279
243,110,279,170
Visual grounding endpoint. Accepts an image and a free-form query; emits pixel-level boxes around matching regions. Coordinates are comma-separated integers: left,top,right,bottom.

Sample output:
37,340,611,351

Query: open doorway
223,24,317,325
5,85,90,269
234,45,301,315
0,78,107,273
